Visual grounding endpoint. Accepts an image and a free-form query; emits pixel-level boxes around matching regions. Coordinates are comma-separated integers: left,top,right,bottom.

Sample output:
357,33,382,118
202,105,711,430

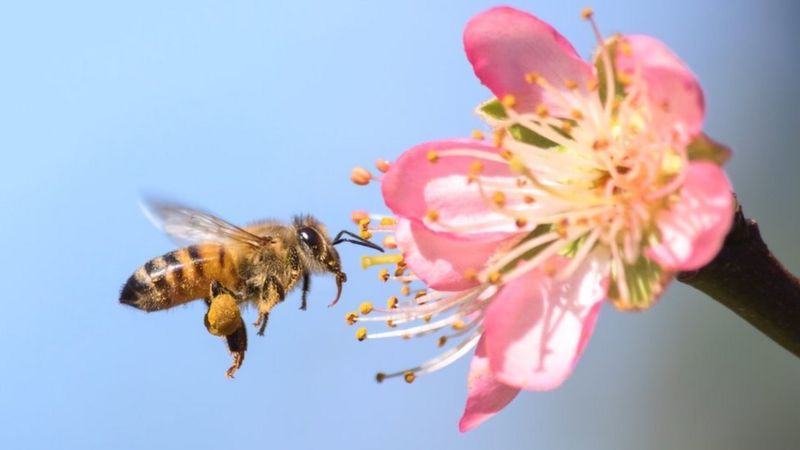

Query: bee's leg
224,321,247,379
300,273,311,311
254,276,285,336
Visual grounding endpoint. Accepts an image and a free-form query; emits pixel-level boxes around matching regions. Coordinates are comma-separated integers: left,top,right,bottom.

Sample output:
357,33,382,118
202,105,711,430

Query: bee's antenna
332,230,385,253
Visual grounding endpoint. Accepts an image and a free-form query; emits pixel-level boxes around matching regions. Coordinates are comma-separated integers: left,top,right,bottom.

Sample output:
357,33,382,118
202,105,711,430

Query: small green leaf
477,99,508,120
686,133,732,166
558,233,589,258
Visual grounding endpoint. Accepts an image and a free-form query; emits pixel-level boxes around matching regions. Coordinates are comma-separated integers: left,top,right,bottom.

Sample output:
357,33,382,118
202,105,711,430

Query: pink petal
458,337,520,432
382,139,531,238
615,35,704,142
464,6,593,113
483,252,609,390
647,162,734,271
396,219,515,291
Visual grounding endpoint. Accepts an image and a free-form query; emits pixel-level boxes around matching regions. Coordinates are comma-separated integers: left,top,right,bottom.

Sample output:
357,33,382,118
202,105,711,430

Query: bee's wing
141,198,266,248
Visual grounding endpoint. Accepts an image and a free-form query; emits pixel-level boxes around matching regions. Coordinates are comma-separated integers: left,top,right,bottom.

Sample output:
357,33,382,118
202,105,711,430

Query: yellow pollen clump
463,267,478,281
375,373,386,383
345,312,359,325
492,191,506,207
359,302,374,315
564,79,579,90
351,210,369,225
592,138,609,151
358,218,371,229
387,296,399,309
382,235,397,249
427,150,439,163
378,268,390,282
571,109,584,121
488,271,502,284
361,253,405,269
535,104,549,118
501,94,516,108
524,195,536,204
375,159,391,173
360,230,373,240
401,285,410,296
404,371,416,384
425,210,440,222
452,320,466,330
471,130,485,140
515,218,528,228
524,72,541,84
350,166,372,186
581,7,594,20
356,327,368,341
493,128,506,148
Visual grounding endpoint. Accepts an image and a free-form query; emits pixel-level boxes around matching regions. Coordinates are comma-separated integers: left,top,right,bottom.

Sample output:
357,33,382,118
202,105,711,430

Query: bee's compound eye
299,227,323,255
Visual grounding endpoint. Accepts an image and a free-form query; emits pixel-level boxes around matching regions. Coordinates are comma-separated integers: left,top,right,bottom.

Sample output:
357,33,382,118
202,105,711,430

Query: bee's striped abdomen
120,244,239,311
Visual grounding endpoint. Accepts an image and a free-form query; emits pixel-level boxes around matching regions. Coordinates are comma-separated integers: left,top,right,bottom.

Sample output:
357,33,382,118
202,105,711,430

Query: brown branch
678,203,800,357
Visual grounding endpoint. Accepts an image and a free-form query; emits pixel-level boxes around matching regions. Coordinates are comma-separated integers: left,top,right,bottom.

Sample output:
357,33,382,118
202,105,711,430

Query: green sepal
686,133,732,166
558,233,589,258
508,124,558,148
498,225,553,274
477,98,508,121
607,254,667,310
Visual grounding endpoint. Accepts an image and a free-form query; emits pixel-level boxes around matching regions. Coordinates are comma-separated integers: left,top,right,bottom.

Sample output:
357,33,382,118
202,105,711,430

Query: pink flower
351,6,734,431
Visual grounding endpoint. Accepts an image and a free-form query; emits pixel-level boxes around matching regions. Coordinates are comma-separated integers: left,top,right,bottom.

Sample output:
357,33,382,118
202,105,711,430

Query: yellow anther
535,104,549,118
427,150,439,163
571,109,584,121
358,218,371,230
356,327,368,341
437,336,448,348
564,79,579,90
359,302,374,315
508,156,526,174
501,94,516,108
524,195,536,204
488,271,502,284
471,129,485,140
587,78,599,91
394,267,405,277
425,210,440,222
350,166,372,186
423,314,432,323
345,312,359,325
469,161,484,176
515,217,528,228
401,285,410,296
403,371,416,384
581,7,594,20
499,149,513,160
386,319,396,328
561,121,574,133
492,128,506,148
380,217,397,226
375,158,391,173
415,290,428,303
382,235,397,249
556,219,569,238
351,210,369,225
463,268,478,281
452,320,466,330
387,296,399,309
397,259,407,269
592,138,609,151
524,72,541,84
492,191,507,207
360,229,373,240
378,268,390,282
375,373,386,383
617,71,633,86
361,253,404,269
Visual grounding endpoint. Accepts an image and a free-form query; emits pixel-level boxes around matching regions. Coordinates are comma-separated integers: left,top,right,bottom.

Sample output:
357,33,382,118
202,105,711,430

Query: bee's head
293,215,383,307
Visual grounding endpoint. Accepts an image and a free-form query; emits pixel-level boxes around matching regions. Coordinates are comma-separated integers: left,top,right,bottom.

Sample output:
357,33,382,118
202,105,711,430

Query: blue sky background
0,1,798,449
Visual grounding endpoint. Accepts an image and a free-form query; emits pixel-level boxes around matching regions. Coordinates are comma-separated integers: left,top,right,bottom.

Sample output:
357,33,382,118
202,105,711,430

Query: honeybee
120,199,382,377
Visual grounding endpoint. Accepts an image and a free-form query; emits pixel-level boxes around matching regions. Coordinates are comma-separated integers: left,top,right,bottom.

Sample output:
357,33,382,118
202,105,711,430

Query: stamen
345,312,359,325
375,159,391,173
350,166,372,185
351,210,369,225
425,210,440,222
471,130,485,140
427,150,439,163
378,268,390,282
356,327,368,341
359,302,374,315
501,94,516,108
